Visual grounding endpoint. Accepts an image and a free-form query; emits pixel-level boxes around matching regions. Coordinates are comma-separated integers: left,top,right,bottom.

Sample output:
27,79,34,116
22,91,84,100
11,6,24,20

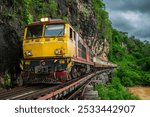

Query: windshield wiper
57,29,64,36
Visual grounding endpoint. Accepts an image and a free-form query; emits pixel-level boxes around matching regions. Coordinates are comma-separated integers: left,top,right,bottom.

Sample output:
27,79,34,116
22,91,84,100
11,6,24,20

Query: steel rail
37,73,95,100
64,69,112,100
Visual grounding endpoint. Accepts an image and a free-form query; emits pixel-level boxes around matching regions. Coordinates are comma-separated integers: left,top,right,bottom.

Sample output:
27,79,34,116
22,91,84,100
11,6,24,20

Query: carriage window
45,24,64,37
26,25,43,39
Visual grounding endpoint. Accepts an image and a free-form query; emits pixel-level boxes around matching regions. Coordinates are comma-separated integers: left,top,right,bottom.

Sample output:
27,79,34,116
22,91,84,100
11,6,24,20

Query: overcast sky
103,0,150,41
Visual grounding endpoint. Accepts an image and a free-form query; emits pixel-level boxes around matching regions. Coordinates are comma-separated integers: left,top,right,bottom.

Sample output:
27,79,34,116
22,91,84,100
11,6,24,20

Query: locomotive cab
21,18,77,84
23,18,75,58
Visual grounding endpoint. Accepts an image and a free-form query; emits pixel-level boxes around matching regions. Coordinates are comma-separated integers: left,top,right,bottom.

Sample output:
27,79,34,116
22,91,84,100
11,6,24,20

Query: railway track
0,84,52,100
0,69,113,100
0,73,95,100
37,73,95,100
64,69,112,100
64,80,90,100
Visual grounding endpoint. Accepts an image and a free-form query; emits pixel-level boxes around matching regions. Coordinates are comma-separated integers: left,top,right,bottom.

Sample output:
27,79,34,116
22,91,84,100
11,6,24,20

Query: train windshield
44,24,64,37
26,25,43,39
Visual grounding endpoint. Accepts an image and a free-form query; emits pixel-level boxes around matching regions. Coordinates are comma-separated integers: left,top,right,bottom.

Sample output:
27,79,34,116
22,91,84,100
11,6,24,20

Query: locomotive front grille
35,66,48,74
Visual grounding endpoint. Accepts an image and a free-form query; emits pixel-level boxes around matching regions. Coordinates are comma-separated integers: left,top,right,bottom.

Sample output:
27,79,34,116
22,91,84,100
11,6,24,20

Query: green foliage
109,44,125,61
137,57,150,71
30,0,58,20
91,1,150,100
62,16,69,21
112,29,128,44
22,0,33,24
2,72,12,89
75,24,80,31
126,38,143,54
108,29,129,61
95,77,139,100
141,43,150,57
4,9,16,20
92,0,112,41
12,0,57,25
66,0,76,5
121,76,134,87
49,0,58,17
84,7,90,17
108,27,150,87
142,73,150,85
116,67,142,86
113,56,150,87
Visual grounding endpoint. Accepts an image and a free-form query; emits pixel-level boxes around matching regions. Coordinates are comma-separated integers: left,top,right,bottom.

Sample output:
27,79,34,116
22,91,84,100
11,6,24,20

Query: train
18,18,117,86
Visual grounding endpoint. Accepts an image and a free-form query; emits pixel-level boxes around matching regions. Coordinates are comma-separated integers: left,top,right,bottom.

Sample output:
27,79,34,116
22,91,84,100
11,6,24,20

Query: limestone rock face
57,0,97,38
98,39,109,61
57,0,109,60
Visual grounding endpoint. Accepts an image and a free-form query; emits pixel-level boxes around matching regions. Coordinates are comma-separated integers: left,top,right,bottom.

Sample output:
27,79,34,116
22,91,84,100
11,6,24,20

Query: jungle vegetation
96,28,150,100
93,0,150,100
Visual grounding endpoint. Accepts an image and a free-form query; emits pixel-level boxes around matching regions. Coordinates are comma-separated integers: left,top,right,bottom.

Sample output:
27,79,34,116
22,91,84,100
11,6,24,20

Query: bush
121,77,134,86
137,57,150,71
95,77,139,100
30,0,58,20
141,73,150,85
109,44,125,61
22,0,33,24
116,65,143,86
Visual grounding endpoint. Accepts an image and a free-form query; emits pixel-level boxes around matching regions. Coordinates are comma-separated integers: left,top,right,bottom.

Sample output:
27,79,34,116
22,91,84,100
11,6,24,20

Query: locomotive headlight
25,51,32,56
40,17,49,22
54,49,59,55
60,49,65,55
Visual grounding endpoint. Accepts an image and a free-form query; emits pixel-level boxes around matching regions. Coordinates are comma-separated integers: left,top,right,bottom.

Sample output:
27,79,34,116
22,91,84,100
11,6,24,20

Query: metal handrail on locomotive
21,18,116,85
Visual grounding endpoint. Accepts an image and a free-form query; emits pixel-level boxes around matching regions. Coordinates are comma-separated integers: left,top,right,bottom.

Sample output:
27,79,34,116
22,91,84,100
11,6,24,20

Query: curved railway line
0,69,114,100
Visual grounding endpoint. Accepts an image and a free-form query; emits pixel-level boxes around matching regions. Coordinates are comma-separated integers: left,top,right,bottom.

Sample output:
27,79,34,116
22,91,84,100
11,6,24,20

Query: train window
78,41,82,49
74,32,76,40
44,24,64,37
70,28,73,40
26,25,43,39
70,27,76,41
78,41,82,57
82,45,86,59
78,40,86,59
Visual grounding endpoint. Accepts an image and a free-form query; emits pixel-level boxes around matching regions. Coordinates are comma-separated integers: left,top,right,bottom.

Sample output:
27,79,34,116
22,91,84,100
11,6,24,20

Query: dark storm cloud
103,0,150,41
104,0,150,13
134,28,150,39
109,11,135,31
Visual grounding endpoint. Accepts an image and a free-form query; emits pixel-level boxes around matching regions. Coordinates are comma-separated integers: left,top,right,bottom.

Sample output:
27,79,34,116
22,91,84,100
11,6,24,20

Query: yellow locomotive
20,18,93,85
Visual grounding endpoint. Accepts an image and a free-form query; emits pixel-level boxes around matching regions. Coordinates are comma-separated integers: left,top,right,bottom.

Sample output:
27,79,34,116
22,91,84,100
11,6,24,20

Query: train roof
26,18,67,27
